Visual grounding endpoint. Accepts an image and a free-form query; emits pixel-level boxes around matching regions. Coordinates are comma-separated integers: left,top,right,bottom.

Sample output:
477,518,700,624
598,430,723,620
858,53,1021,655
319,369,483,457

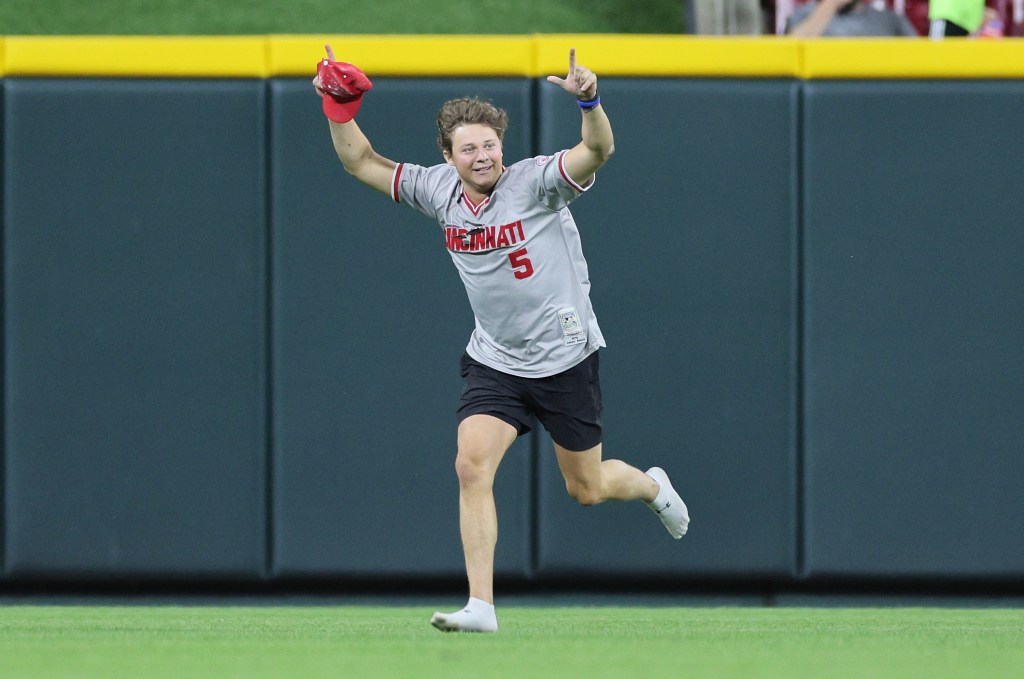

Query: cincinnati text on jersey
445,220,526,253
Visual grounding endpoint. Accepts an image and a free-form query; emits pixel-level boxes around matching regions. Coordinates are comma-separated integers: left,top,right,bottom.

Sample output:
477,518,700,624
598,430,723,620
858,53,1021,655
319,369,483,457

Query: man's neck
462,184,492,205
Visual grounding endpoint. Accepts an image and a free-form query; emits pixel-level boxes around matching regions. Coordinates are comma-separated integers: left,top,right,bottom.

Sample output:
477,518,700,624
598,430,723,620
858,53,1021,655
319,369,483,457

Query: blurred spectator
688,0,767,34
786,0,919,35
928,0,985,35
976,6,1006,35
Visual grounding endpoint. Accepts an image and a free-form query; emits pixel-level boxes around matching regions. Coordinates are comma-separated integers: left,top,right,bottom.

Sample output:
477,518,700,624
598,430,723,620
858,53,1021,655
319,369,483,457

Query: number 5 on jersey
509,248,534,279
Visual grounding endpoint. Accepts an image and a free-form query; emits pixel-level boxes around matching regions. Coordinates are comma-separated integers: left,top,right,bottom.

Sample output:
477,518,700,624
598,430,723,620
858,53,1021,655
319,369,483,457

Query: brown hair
436,97,509,156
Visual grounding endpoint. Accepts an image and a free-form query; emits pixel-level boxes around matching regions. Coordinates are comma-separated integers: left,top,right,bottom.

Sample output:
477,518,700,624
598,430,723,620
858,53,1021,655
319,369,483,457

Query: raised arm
313,44,396,196
546,49,614,187
323,118,396,196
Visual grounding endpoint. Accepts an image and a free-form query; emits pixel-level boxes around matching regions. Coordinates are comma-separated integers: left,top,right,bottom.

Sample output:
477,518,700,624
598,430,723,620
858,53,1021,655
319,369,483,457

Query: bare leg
553,442,658,505
431,414,516,633
456,414,516,602
554,442,689,538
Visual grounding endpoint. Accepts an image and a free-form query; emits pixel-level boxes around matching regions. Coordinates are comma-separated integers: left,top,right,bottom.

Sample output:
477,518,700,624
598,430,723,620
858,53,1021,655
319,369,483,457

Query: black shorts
456,351,603,452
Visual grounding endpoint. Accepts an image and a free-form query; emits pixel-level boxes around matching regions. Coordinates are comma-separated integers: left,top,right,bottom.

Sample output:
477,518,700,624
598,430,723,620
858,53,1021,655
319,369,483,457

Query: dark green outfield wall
1,76,1021,587
802,81,1024,580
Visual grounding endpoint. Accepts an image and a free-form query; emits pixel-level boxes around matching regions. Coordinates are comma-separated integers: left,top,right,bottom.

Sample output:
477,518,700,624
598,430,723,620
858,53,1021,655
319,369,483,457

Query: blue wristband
577,95,601,110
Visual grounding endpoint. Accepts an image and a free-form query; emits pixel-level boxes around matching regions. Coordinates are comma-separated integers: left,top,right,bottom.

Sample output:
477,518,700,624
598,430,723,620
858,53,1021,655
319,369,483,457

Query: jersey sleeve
529,150,594,212
391,162,458,221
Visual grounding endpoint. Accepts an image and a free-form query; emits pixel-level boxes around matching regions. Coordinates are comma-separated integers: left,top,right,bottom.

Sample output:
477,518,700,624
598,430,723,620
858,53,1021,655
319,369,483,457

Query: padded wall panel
270,79,534,578
803,81,1024,578
535,80,799,578
3,79,267,578
0,79,4,577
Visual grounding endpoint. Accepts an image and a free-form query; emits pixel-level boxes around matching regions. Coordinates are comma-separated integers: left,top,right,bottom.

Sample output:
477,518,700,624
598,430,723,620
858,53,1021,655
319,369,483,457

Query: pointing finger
568,47,576,74
325,43,336,61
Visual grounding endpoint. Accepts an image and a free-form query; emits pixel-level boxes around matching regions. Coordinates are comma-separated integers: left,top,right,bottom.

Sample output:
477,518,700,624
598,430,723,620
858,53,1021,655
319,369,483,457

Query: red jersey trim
557,150,588,193
461,192,490,216
391,163,404,204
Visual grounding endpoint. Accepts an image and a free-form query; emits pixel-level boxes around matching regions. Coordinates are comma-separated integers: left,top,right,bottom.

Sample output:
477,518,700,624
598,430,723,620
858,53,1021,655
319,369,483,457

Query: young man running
313,45,689,633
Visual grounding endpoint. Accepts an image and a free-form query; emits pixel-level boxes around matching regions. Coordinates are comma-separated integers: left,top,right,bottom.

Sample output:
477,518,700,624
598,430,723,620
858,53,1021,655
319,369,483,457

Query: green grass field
1,605,1022,679
0,0,684,35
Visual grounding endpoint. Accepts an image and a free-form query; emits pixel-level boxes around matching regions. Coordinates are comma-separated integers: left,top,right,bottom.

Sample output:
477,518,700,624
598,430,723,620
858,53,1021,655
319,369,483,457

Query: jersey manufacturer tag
557,307,587,346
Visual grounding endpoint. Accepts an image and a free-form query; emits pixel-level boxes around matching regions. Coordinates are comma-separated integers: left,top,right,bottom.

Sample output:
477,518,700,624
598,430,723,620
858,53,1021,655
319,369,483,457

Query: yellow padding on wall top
3,35,1024,79
271,35,536,76
802,38,1024,78
532,35,801,77
267,34,802,77
3,36,268,77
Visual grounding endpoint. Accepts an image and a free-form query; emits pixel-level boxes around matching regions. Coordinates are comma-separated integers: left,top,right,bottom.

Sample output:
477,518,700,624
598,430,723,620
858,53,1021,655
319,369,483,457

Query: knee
455,449,494,490
565,480,603,507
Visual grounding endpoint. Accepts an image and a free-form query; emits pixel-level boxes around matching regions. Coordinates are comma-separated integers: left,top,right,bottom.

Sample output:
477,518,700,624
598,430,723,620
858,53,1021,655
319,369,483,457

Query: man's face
445,124,504,196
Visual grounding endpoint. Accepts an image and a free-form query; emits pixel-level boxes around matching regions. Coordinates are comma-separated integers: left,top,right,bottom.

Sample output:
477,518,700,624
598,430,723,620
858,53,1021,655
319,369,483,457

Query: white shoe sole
430,611,498,633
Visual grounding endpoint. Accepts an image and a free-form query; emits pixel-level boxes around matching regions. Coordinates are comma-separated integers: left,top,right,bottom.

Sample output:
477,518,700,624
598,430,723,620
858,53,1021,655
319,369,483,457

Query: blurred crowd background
692,0,1022,36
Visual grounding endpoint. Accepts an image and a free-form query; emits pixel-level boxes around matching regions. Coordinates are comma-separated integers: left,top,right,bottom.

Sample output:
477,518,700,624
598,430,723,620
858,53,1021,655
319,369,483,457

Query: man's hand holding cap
314,45,373,123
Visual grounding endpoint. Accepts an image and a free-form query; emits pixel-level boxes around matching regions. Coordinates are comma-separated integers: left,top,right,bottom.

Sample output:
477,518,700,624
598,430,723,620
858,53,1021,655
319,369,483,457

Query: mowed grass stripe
0,0,684,35
0,606,1022,679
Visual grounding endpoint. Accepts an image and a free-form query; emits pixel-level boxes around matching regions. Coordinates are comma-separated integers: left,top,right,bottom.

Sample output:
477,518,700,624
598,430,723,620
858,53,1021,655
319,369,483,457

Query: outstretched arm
546,48,614,187
313,44,396,196
323,117,396,196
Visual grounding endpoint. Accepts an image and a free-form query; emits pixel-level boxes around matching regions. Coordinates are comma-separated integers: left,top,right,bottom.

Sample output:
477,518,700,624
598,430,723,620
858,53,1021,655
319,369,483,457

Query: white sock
645,467,690,539
430,597,498,633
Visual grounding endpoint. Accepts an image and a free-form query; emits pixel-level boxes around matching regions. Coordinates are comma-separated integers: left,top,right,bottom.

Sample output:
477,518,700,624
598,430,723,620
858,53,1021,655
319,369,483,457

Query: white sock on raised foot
430,597,499,633
645,467,690,539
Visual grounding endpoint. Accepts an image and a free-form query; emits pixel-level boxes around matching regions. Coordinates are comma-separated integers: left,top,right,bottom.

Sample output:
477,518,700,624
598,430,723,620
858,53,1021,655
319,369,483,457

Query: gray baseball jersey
391,150,605,378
